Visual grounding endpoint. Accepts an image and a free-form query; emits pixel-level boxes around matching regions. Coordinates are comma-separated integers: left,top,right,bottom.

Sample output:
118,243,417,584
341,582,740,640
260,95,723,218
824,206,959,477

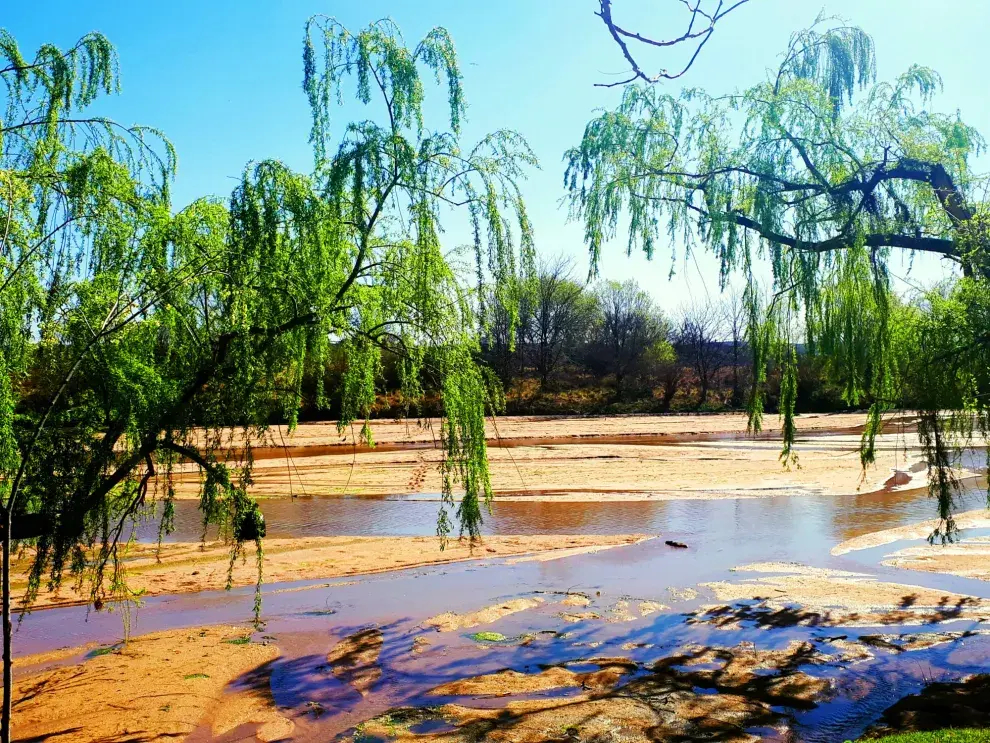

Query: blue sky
6,0,987,310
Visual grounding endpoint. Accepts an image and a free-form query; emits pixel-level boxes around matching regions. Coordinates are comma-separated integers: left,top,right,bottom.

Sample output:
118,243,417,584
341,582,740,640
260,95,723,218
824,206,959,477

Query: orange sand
197,412,879,453
163,413,940,502
13,626,285,743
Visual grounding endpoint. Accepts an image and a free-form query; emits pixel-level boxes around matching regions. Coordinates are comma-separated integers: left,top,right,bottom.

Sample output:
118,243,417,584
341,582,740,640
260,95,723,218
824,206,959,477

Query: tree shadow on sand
346,639,835,742
686,594,979,630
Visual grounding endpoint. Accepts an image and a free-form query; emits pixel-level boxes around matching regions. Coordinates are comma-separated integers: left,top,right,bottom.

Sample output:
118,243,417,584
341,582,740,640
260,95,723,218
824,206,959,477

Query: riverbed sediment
10,412,990,742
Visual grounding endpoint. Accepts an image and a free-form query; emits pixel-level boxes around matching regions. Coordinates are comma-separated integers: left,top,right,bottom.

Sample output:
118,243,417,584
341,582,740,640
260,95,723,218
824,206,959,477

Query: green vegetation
858,731,990,743
468,631,508,643
86,644,121,658
0,16,533,741
566,14,989,522
2,6,989,741
182,673,210,680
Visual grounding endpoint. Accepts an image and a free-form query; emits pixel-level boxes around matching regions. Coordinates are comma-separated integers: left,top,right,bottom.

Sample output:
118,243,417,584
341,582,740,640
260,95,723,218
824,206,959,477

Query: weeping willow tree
0,18,533,741
565,16,990,533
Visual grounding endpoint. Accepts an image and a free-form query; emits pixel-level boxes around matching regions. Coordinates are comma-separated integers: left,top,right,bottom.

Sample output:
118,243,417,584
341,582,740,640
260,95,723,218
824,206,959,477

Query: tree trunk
732,339,741,407
2,517,11,743
659,383,675,412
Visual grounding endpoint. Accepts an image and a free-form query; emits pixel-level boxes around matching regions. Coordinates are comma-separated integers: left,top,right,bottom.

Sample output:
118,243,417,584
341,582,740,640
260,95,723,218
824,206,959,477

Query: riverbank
14,626,287,743
10,414,990,742
162,413,948,502
830,505,990,583
833,509,990,556
199,411,881,453
12,495,990,742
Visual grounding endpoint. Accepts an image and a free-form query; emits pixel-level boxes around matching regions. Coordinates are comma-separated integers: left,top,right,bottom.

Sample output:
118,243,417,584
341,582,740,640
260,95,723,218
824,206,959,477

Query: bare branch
595,0,751,87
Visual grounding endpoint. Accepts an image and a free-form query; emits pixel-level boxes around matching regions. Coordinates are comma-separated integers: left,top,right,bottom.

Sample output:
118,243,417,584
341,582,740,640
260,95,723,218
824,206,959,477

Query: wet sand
12,413,990,742
13,519,990,742
353,640,835,743
700,563,990,627
11,535,646,610
13,626,287,743
833,507,990,555
883,540,990,580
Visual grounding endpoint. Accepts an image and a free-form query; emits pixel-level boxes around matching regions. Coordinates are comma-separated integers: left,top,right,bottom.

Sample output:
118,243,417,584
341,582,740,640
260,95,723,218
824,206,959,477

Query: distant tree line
472,257,851,415
287,255,854,419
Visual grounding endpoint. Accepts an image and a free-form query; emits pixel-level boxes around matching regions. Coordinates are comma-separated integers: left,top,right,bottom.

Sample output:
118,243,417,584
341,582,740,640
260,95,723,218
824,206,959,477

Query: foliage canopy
0,16,536,626
566,16,990,530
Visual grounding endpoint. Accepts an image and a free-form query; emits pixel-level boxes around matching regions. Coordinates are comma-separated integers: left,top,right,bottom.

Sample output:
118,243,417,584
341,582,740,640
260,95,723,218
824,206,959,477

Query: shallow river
138,475,980,545
15,471,990,742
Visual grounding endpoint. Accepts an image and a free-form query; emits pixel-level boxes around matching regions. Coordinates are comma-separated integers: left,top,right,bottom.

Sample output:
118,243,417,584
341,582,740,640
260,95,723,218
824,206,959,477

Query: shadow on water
202,581,990,742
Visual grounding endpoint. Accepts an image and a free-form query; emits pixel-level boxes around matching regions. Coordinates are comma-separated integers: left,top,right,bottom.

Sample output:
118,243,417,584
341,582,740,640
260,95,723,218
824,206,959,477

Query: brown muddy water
138,474,978,544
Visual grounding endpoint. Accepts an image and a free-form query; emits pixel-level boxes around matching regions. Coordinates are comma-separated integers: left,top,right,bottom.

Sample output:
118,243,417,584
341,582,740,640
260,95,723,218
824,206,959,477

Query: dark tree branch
636,151,978,264
160,441,229,482
595,0,751,87
660,193,960,258
729,211,958,256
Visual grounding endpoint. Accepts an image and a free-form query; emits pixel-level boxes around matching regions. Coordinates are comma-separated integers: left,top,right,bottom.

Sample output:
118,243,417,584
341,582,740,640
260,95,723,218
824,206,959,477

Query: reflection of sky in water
23,508,990,743
20,467,990,742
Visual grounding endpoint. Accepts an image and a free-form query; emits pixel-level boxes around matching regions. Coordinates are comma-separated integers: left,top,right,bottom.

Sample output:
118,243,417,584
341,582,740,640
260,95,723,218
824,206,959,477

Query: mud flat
10,534,646,610
12,626,288,743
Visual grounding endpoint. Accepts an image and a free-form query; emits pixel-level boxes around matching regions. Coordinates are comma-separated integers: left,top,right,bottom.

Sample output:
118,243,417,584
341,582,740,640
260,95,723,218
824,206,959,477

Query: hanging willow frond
2,18,536,619
566,16,990,535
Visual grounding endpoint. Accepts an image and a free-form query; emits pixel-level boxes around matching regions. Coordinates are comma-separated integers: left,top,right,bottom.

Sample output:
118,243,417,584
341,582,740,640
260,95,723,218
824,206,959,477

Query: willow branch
595,0,751,87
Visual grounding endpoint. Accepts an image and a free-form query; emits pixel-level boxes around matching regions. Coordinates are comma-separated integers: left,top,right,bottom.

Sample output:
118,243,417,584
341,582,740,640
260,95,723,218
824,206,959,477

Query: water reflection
136,481,987,547
16,477,990,743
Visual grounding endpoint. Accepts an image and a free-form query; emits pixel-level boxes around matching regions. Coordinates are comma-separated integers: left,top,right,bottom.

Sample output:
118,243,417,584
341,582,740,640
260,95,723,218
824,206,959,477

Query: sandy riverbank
197,412,882,452
838,505,990,581
10,534,647,610
160,413,948,502
699,562,990,627
832,507,990,555
882,539,990,580
13,626,287,743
